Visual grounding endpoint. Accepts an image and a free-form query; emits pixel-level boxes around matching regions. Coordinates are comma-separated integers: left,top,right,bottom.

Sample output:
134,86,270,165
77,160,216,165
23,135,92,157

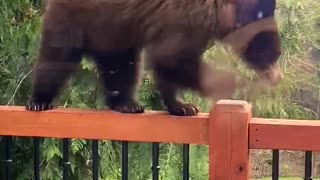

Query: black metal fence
0,137,191,180
0,136,316,180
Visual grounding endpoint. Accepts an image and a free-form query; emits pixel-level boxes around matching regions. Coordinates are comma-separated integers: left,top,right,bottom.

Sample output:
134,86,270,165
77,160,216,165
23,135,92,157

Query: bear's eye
257,11,264,19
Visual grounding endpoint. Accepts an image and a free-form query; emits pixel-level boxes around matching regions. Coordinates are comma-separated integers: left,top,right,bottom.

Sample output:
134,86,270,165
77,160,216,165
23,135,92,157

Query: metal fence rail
0,138,314,180
0,100,320,180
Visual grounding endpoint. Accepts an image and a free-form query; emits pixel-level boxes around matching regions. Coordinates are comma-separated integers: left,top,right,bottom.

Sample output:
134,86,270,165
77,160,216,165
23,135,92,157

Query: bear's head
218,0,282,86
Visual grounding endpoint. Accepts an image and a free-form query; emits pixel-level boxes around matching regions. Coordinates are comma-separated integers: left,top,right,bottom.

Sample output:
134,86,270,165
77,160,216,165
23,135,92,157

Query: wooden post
208,100,252,180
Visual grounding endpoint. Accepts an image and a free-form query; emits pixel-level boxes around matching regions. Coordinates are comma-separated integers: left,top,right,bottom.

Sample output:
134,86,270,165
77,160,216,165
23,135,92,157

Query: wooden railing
0,99,320,180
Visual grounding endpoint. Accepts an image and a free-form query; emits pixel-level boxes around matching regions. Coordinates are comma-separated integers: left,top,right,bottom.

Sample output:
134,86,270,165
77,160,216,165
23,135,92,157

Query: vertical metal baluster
152,143,160,180
0,138,3,180
63,139,70,180
305,151,313,180
0,138,2,180
272,150,279,180
122,141,128,180
4,137,12,180
34,138,40,180
92,140,99,180
183,144,189,180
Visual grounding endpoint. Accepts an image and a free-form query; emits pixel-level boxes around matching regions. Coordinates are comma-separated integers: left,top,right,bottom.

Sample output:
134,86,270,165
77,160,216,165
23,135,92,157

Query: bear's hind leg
26,45,82,111
94,48,144,113
148,43,203,116
154,69,201,116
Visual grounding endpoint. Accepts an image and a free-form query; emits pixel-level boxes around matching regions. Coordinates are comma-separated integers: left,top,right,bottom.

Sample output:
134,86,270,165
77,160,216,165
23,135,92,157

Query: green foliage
0,0,42,105
189,145,209,180
0,0,319,179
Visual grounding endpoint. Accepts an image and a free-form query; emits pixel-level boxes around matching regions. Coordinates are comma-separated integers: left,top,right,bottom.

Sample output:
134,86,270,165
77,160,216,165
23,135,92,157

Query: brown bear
25,0,282,116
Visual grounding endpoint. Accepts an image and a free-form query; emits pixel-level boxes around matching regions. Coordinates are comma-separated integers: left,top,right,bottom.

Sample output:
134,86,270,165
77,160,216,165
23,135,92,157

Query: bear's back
43,0,218,52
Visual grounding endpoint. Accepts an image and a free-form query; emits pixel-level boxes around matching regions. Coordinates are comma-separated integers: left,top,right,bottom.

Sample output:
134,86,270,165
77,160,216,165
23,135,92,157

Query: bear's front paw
25,100,54,111
110,102,145,114
167,102,201,116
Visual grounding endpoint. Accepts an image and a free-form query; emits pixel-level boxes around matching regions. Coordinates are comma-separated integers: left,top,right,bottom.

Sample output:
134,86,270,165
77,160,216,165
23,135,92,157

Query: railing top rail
250,118,320,151
0,106,209,144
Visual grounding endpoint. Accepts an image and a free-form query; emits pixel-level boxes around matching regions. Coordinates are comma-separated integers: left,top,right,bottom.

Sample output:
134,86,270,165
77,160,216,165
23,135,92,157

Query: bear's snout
256,61,283,86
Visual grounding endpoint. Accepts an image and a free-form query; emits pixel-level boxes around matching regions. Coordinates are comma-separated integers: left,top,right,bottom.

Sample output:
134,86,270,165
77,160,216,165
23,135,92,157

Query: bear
25,0,282,116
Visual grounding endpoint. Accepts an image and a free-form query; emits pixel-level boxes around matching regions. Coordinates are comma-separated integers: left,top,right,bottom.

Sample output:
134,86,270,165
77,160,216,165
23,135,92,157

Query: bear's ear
215,0,277,39
223,0,278,51
235,0,277,27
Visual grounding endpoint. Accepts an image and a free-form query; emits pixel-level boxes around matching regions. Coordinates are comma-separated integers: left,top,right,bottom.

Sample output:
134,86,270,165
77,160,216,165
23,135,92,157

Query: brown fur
44,0,219,48
26,0,281,116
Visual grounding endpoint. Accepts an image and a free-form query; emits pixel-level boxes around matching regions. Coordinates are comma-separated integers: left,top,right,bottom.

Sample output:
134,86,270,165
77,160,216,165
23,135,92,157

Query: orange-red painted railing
0,100,320,180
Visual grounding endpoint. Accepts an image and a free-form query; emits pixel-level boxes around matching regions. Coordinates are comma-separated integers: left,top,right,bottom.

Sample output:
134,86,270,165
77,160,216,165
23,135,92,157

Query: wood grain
209,100,251,180
0,106,208,144
250,118,320,151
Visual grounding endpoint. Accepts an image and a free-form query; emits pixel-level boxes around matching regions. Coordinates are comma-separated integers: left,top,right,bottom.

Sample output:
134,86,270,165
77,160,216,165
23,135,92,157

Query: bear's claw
167,102,201,116
25,101,53,111
110,102,145,113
